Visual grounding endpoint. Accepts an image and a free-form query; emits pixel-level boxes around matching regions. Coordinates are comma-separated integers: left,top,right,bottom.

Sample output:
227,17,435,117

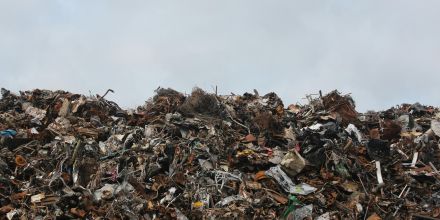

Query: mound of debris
0,87,439,219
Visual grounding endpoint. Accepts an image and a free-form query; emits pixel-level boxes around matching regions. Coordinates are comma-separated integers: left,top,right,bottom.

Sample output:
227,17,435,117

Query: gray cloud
1,0,440,111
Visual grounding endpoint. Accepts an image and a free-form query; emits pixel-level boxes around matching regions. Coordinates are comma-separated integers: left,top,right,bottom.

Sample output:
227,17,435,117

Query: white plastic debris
30,127,39,134
356,203,363,212
115,134,125,141
293,204,313,220
24,105,46,120
431,120,440,137
316,211,338,220
6,209,17,220
160,187,177,204
99,141,107,155
308,123,323,130
411,152,419,168
265,165,317,195
345,124,363,142
280,150,305,177
94,184,116,201
376,161,384,185
215,195,244,207
31,193,46,203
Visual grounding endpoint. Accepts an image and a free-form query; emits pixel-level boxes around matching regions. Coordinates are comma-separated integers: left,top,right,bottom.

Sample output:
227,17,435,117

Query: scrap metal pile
0,87,439,219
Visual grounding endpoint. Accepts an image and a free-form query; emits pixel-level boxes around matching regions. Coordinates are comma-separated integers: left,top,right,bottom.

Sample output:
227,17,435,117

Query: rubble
0,87,440,219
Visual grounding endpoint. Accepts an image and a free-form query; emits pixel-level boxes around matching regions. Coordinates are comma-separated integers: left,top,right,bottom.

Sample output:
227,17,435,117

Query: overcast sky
1,1,439,112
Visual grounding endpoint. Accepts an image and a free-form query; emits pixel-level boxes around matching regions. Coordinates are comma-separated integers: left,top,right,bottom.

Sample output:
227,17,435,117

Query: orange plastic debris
255,171,268,181
15,155,27,167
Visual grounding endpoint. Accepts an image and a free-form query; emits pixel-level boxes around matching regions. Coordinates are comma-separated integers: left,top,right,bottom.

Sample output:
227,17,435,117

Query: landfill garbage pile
0,87,439,220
